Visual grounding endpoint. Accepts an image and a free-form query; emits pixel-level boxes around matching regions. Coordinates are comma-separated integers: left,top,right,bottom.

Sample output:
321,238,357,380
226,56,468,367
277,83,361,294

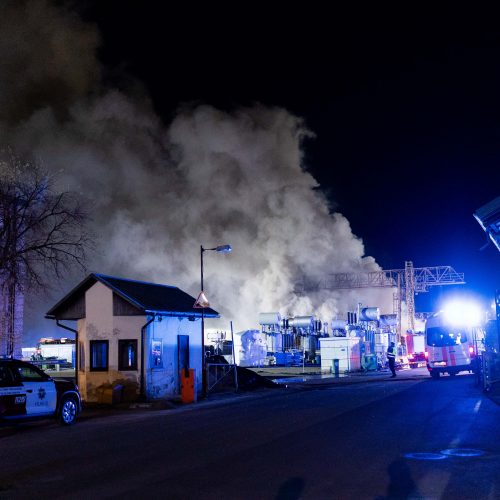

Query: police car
0,358,81,425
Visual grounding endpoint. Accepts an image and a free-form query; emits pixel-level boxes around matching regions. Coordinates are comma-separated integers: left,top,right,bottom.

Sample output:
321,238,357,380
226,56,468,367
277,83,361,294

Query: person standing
387,341,397,378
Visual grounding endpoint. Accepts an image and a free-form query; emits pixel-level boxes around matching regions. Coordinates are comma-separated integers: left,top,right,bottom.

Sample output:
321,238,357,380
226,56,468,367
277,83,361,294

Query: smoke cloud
0,1,393,343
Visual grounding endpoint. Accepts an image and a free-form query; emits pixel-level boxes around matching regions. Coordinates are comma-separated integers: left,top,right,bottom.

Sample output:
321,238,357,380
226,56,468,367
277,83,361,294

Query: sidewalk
249,366,430,386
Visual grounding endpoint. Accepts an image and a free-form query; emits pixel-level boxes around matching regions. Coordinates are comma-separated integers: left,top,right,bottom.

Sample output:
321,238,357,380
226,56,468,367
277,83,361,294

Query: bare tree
0,149,91,289
0,149,91,356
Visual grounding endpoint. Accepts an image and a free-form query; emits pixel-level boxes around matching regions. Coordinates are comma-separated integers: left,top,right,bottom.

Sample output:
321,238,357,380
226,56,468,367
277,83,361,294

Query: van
425,312,480,379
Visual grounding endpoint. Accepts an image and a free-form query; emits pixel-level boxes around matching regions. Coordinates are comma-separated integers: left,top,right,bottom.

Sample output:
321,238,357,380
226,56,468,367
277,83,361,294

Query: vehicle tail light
408,354,414,360
424,351,429,359
469,346,474,354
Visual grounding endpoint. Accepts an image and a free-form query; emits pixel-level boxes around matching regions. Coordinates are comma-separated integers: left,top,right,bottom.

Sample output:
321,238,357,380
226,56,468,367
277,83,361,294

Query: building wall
77,282,143,402
77,281,203,402
145,316,202,399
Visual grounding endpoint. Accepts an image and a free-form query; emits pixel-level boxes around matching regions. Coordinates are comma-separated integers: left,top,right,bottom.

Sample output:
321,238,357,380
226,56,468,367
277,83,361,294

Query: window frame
89,340,109,372
426,327,468,347
118,339,138,371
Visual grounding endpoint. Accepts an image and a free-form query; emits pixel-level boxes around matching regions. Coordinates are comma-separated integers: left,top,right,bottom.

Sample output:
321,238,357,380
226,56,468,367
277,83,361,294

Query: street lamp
200,244,231,397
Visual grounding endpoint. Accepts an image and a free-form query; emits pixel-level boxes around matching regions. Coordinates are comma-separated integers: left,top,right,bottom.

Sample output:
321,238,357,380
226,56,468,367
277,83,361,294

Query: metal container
331,319,347,330
359,307,380,322
288,316,314,329
259,312,282,326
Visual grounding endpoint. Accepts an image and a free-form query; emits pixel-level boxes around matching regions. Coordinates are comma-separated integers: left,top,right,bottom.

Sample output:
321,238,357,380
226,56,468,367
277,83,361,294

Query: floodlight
442,301,482,327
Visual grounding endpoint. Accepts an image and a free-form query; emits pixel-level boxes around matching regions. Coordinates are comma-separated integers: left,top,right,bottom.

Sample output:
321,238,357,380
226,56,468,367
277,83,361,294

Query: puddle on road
405,448,487,460
404,452,447,460
440,448,486,457
272,377,307,384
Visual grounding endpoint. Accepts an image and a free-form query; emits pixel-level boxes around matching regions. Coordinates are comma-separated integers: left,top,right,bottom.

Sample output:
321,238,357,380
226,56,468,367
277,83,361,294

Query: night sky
81,2,499,311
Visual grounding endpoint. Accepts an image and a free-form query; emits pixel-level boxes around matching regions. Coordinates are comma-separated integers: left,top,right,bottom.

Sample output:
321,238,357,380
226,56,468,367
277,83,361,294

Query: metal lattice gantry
295,265,465,294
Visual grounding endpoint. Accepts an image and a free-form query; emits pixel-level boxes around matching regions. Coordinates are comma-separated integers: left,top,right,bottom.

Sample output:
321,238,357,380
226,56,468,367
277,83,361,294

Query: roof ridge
94,273,178,289
46,273,219,320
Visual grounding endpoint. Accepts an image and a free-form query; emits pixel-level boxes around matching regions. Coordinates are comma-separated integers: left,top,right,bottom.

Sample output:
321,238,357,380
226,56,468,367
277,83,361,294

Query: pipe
140,314,155,400
230,320,238,392
201,245,206,398
55,320,79,387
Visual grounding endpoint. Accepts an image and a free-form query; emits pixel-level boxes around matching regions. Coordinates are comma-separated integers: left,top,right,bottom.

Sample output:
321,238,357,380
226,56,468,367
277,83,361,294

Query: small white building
22,341,75,363
45,274,219,403
319,336,361,373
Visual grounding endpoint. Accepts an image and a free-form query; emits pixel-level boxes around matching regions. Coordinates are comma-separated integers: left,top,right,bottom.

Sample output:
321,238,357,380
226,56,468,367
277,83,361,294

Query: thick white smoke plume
0,1,393,343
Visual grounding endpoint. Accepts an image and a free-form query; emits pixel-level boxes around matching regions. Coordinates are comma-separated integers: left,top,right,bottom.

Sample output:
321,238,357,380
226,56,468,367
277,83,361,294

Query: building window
118,340,138,371
90,340,108,371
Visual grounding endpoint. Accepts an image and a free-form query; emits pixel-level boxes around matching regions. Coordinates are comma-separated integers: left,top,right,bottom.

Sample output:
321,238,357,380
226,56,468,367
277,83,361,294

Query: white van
425,312,478,379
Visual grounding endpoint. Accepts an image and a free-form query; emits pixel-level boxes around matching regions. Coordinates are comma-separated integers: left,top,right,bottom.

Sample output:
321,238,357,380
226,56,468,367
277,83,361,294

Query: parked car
0,358,81,425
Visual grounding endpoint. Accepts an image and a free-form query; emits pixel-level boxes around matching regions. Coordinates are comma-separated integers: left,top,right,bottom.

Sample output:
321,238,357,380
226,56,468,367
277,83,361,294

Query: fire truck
425,306,484,379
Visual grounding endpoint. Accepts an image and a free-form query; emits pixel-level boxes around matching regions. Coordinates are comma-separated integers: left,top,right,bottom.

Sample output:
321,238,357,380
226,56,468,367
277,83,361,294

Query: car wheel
59,396,78,425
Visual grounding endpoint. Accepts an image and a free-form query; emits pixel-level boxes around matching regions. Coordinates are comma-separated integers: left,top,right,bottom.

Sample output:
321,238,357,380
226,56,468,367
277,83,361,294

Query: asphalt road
1,373,498,499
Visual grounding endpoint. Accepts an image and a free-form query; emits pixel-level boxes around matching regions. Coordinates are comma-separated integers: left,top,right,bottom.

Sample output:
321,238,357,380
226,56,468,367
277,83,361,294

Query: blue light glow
442,300,483,327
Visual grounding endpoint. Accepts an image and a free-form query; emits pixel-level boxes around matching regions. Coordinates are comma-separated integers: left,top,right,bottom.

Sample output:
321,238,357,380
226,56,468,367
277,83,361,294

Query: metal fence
482,352,500,392
206,363,238,392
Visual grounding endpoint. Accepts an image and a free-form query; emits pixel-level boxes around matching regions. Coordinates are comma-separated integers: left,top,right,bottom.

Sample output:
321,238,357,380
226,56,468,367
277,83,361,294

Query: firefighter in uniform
387,341,397,378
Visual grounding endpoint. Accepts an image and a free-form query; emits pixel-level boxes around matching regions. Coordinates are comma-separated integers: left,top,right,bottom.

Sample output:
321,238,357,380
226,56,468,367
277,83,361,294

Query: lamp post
200,244,231,397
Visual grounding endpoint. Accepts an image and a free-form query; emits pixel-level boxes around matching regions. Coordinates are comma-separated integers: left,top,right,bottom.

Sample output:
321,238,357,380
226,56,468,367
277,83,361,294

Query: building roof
46,273,219,320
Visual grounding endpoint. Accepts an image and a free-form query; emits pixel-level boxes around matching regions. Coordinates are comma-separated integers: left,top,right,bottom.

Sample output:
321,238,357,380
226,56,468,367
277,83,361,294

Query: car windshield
16,364,48,381
426,327,468,347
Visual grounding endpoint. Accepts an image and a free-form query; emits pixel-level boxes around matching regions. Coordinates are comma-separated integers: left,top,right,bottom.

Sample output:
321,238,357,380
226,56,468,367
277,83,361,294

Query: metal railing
206,363,238,393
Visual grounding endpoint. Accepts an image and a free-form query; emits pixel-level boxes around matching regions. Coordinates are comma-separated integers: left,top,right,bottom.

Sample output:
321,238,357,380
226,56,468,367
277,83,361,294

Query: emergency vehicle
0,358,81,425
424,311,481,379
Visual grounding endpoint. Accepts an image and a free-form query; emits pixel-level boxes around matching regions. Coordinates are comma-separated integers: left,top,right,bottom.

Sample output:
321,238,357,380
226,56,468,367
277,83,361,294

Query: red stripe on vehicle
441,347,448,364
449,349,456,366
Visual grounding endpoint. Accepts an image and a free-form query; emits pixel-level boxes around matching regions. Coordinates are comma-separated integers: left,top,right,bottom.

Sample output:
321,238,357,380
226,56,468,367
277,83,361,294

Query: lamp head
215,244,232,253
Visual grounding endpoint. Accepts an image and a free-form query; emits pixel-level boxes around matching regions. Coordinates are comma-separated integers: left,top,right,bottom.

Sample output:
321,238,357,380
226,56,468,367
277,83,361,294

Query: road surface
1,372,498,499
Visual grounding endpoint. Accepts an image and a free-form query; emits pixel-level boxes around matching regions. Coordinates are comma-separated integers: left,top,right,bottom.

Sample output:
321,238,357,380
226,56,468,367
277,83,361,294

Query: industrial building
22,337,76,370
